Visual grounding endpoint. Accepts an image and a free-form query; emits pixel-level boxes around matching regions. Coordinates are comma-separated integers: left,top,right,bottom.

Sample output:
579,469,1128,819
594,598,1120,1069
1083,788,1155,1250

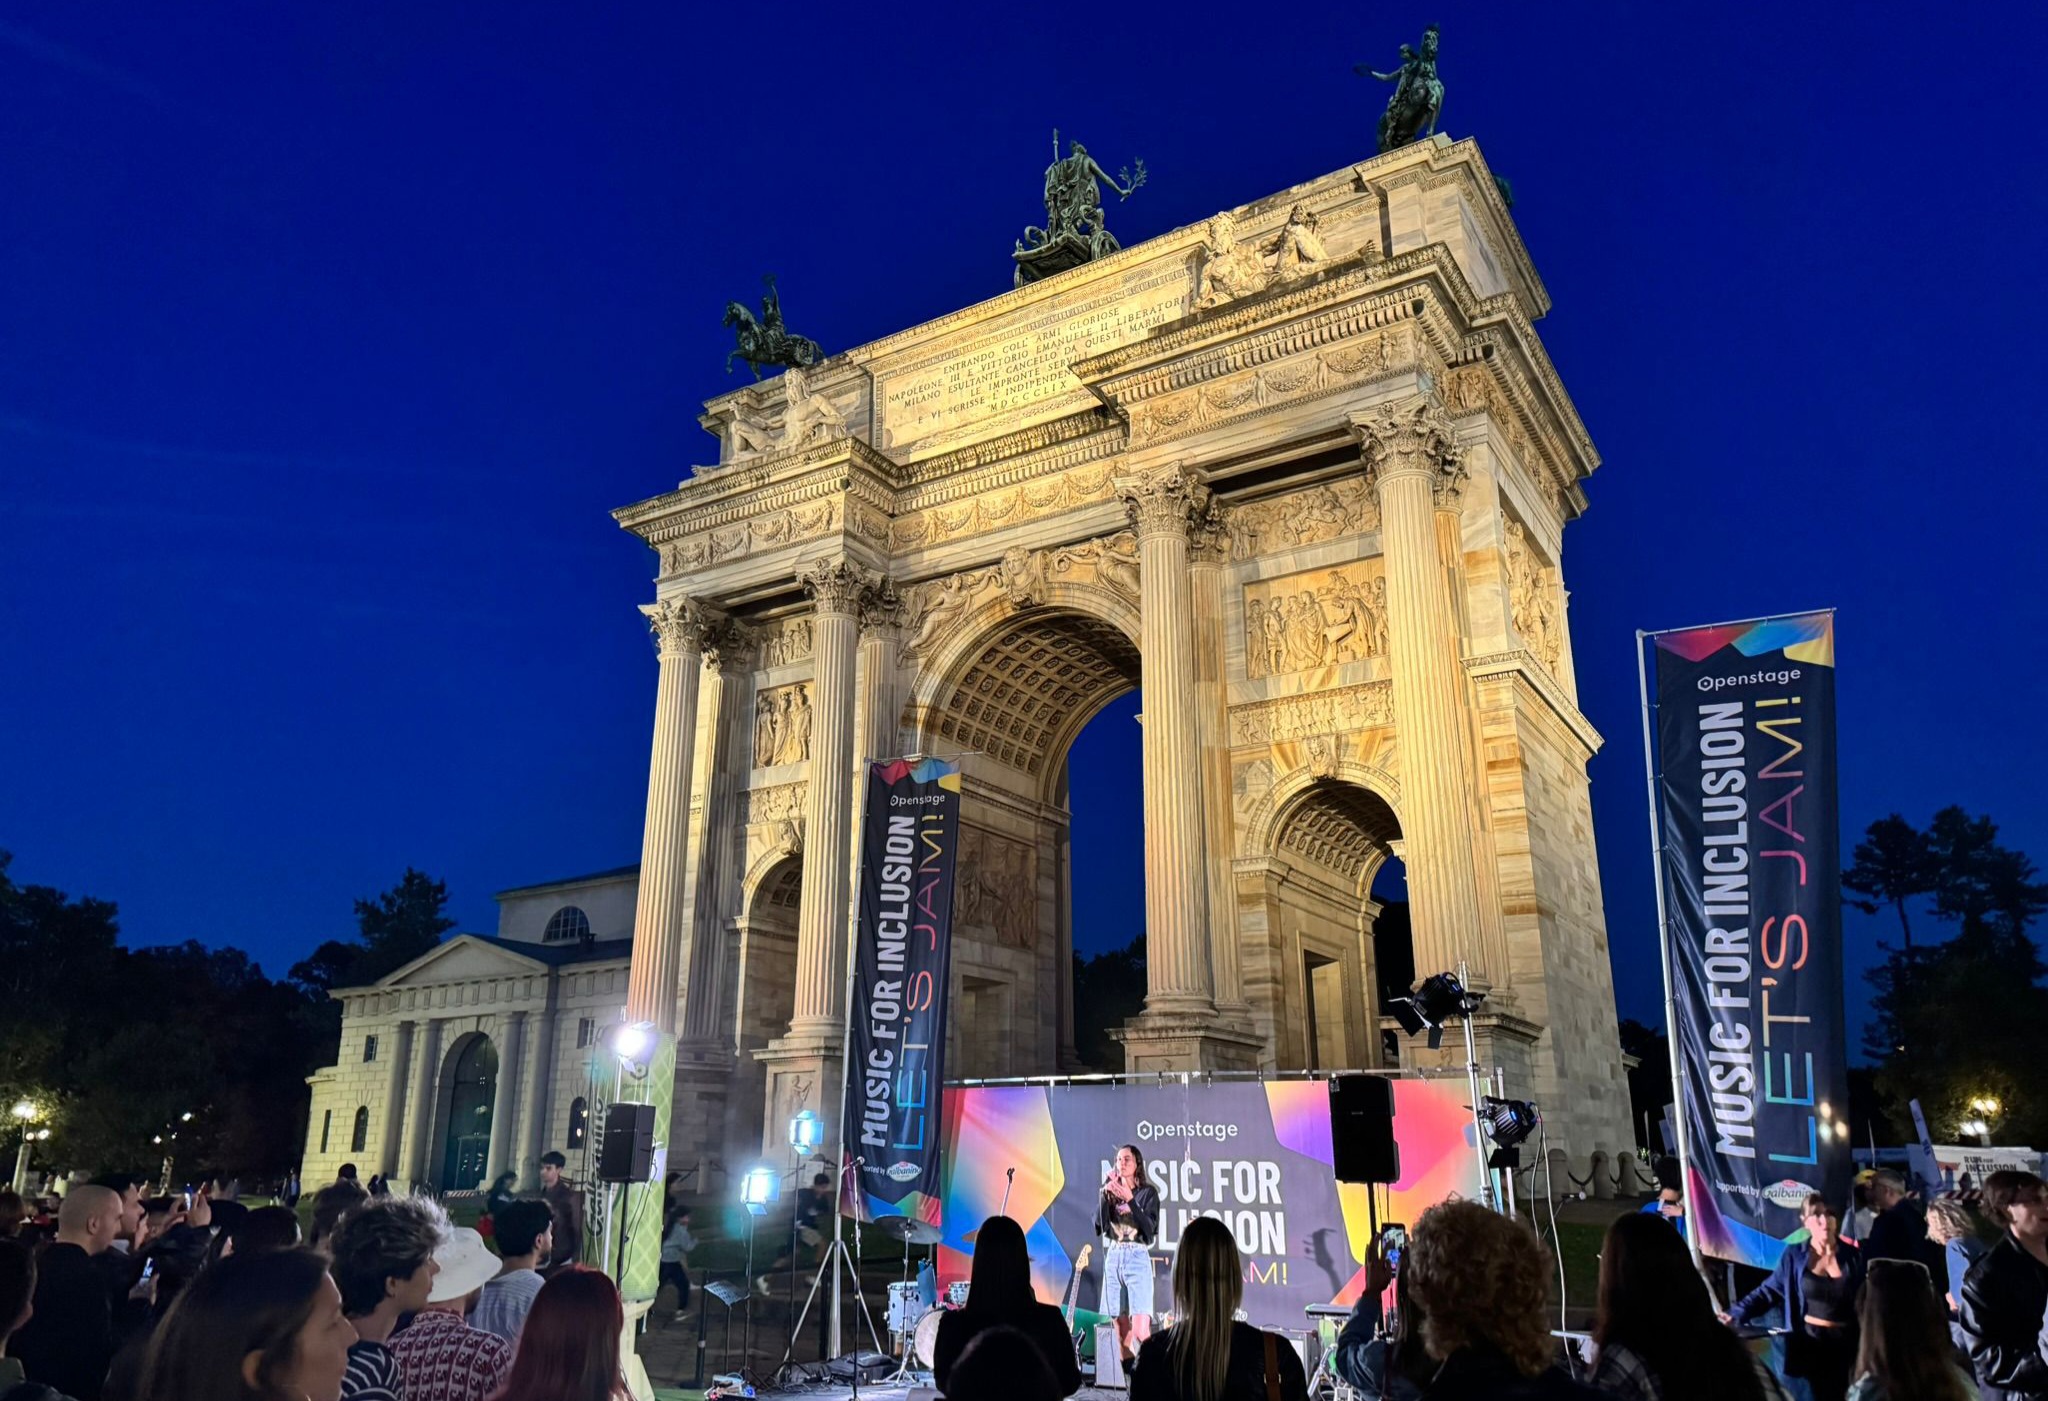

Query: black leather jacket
1958,1232,2048,1401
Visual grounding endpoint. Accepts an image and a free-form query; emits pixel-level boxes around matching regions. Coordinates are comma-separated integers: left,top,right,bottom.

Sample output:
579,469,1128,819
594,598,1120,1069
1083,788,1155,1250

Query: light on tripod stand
1390,972,1481,1049
741,1164,781,1217
789,1109,823,1152
607,1020,656,1073
1480,1096,1539,1170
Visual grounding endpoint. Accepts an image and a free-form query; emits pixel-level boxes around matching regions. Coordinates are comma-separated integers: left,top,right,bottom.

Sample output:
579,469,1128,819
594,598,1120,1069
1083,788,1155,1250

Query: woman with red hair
488,1267,627,1401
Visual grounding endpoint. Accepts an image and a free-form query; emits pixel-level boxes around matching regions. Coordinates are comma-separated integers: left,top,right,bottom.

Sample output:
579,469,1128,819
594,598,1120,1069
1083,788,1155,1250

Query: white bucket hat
427,1226,502,1303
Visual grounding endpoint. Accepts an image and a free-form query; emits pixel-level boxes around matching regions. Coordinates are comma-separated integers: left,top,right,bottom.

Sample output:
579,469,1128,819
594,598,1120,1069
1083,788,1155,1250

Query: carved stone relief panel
1241,559,1388,679
953,827,1040,950
1220,479,1378,563
887,463,1119,553
1231,682,1393,745
896,532,1136,666
1128,325,1418,446
752,684,814,766
658,496,842,577
1502,515,1562,672
757,618,815,670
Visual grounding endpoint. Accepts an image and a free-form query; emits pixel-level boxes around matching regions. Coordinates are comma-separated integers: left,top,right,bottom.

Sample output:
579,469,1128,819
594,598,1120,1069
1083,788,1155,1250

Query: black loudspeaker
597,1102,656,1184
1329,1074,1400,1184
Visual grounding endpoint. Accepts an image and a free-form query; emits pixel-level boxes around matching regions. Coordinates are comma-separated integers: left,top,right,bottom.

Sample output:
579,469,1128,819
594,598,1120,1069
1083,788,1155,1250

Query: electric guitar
1062,1241,1093,1349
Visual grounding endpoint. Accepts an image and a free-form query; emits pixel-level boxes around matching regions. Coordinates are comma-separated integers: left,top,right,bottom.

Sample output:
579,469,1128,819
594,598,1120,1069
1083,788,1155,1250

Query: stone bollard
1614,1151,1652,1196
1588,1148,1614,1199
1546,1146,1571,1199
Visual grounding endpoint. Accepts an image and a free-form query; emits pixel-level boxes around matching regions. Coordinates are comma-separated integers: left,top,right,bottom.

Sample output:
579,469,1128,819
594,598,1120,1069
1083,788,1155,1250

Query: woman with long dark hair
933,1215,1082,1397
486,1266,628,1401
136,1249,356,1401
1589,1212,1789,1401
1097,1143,1162,1365
1129,1216,1306,1401
1848,1259,1976,1401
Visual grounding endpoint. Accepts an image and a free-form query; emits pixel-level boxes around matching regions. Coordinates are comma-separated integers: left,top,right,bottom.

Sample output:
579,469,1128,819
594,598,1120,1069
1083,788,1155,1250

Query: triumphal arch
612,135,1633,1176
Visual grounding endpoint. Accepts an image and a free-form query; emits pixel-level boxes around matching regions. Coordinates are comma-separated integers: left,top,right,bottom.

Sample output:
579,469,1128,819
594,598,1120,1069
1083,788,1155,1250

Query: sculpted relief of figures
888,463,1118,553
954,828,1038,950
726,363,848,463
753,683,814,767
1222,479,1379,562
1504,518,1563,671
758,617,814,669
1232,681,1393,745
1130,325,1413,446
1196,205,1349,311
896,532,1137,663
1243,562,1388,680
658,496,841,577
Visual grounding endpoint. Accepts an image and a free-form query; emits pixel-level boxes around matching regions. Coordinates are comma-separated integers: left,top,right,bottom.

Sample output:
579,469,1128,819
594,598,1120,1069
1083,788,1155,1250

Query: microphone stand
1000,1166,1015,1218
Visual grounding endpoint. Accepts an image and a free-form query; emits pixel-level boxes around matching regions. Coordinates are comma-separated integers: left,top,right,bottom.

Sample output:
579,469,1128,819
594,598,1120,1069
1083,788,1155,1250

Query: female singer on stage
1096,1143,1161,1364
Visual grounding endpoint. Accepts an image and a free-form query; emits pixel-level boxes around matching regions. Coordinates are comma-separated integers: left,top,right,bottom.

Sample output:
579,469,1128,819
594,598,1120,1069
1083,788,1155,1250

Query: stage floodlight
789,1109,823,1152
741,1163,781,1216
1481,1096,1539,1168
608,1020,657,1071
1391,972,1481,1050
9,1102,33,1122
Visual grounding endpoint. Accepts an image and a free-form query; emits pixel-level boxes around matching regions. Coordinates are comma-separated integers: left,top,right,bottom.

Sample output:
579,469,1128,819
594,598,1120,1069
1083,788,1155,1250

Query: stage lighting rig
1390,972,1483,1049
1480,1096,1539,1170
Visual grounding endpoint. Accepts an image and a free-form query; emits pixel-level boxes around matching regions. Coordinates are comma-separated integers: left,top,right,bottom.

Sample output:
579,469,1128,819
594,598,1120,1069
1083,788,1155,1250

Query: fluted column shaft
1117,465,1215,1013
520,1009,556,1180
1354,401,1488,983
1191,537,1245,1011
790,561,867,1036
681,634,748,1044
626,599,711,1033
402,1018,444,1186
486,1011,525,1182
377,1020,415,1177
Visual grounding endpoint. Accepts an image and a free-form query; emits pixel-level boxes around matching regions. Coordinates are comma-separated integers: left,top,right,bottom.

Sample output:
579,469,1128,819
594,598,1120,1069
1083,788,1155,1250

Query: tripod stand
781,1226,886,1393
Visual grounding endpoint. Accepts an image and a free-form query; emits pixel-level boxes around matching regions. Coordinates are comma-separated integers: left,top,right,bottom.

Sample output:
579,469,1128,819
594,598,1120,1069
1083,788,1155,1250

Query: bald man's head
56,1185,122,1254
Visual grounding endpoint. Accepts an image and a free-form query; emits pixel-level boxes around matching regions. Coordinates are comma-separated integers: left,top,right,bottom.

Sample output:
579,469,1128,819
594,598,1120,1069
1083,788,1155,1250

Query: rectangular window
576,1017,595,1049
319,1109,332,1154
363,1034,378,1063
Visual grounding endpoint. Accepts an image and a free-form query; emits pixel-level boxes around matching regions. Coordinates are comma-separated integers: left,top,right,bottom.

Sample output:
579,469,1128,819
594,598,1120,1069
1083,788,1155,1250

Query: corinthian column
1115,464,1216,1017
788,559,868,1039
625,598,714,1033
1351,400,1489,983
678,621,751,1046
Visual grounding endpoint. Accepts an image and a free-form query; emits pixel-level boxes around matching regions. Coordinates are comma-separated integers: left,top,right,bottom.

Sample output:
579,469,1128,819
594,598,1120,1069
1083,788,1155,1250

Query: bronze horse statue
1358,24,1444,154
724,275,823,379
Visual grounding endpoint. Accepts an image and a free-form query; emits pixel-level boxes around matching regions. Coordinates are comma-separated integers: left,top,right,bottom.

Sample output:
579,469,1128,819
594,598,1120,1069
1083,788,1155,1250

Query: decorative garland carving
1126,326,1414,446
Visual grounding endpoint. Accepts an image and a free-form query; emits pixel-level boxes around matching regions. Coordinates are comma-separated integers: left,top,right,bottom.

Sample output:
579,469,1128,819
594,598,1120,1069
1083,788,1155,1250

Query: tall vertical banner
842,757,962,1226
1646,612,1850,1267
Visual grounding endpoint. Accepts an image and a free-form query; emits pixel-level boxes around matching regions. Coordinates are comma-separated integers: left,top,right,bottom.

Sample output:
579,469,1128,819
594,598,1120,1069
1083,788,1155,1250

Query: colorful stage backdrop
1647,611,1851,1268
933,1078,1483,1331
842,757,963,1226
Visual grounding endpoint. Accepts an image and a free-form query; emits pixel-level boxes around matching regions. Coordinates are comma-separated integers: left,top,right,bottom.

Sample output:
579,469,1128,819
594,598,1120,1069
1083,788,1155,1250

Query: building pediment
373,936,550,990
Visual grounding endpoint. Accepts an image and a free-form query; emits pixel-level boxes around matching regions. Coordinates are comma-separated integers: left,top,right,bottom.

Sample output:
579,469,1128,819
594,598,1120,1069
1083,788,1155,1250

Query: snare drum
946,1280,971,1309
887,1281,928,1336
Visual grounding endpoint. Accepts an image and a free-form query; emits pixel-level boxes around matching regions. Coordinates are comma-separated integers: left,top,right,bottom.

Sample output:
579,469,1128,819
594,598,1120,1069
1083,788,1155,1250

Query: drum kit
871,1214,952,1375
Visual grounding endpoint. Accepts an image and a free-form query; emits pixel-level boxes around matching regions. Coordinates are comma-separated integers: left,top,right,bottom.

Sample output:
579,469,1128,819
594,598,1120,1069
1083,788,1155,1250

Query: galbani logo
1764,1179,1818,1210
886,1162,922,1183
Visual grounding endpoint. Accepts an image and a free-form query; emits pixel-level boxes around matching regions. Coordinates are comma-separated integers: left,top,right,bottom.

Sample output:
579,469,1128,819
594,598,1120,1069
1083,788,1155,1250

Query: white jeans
1100,1239,1155,1320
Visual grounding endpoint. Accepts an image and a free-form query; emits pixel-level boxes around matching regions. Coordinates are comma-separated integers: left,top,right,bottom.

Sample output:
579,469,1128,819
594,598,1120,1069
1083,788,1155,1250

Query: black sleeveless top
1803,1264,1856,1324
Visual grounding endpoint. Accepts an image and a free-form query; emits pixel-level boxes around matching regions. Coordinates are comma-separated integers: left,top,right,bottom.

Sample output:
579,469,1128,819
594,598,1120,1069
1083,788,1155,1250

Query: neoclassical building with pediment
610,134,1633,1176
307,134,1635,1193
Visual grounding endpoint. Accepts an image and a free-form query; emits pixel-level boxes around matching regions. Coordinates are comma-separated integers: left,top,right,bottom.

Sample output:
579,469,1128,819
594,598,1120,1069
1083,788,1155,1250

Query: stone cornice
1465,648,1602,757
613,436,902,543
1366,136,1549,320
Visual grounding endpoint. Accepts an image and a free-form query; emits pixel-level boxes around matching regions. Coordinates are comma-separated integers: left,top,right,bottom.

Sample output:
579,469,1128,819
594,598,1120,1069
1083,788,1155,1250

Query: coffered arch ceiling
920,609,1140,781
1272,780,1402,884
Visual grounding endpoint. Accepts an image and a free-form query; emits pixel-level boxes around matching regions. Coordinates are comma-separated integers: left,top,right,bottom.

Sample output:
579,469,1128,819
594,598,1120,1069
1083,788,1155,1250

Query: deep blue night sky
5,5,2045,1048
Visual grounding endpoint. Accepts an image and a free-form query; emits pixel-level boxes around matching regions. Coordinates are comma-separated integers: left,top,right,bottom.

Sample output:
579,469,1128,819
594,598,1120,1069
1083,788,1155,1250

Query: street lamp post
10,1101,39,1194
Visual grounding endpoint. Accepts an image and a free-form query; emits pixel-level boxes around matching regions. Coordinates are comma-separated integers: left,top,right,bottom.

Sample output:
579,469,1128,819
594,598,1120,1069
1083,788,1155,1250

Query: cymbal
873,1214,943,1246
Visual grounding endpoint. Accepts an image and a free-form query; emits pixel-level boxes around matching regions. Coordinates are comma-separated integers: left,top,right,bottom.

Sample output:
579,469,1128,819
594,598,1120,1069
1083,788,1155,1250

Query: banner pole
1636,630,1707,1275
826,756,874,1364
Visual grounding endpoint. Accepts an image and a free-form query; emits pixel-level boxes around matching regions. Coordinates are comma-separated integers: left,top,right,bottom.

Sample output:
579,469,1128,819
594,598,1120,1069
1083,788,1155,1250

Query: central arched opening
909,603,1141,1078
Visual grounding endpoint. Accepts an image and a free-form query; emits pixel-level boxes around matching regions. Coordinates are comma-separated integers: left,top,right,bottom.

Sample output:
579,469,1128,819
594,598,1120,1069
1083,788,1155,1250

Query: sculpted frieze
888,462,1118,552
1232,681,1393,745
895,530,1137,663
752,684,814,766
757,617,814,669
1243,560,1387,679
659,497,843,576
1220,478,1378,562
954,827,1039,950
743,782,806,825
1127,326,1415,446
1503,516,1562,672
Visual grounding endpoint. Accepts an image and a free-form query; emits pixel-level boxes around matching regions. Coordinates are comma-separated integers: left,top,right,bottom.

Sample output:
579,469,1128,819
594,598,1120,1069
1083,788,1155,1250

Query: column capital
640,596,725,659
700,617,756,673
858,575,905,635
799,558,873,616
1115,462,1212,541
1349,399,1467,508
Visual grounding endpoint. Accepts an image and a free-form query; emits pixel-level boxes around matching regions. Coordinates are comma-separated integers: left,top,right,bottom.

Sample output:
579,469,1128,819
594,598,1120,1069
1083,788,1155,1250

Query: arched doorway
735,854,802,1154
905,600,1141,1078
1252,776,1405,1072
439,1033,498,1190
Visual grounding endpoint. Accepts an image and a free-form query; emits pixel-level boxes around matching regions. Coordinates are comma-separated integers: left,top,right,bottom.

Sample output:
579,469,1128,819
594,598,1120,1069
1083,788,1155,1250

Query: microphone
1007,1168,1016,1181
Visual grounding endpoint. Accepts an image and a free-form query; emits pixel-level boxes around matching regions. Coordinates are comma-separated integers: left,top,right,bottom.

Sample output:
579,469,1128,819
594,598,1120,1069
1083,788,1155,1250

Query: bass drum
913,1307,946,1370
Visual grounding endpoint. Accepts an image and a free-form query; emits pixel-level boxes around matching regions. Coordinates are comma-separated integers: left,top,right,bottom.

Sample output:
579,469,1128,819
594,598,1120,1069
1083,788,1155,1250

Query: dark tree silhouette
1843,814,1938,949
